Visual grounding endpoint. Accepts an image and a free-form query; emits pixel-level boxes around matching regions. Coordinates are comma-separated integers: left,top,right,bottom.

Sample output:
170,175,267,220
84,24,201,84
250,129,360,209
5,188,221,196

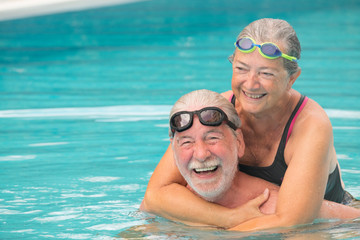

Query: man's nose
193,140,211,161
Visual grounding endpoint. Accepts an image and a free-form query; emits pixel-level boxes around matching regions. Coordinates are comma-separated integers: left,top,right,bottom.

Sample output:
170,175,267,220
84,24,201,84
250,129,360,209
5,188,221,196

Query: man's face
171,115,243,202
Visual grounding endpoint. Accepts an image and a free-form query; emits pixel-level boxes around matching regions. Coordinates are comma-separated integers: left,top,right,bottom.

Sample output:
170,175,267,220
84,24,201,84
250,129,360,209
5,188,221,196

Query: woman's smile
243,90,267,99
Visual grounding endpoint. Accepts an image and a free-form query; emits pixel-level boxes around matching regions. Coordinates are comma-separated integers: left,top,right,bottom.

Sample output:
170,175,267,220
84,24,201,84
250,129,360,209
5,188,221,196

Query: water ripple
0,155,36,161
0,105,171,118
80,176,121,183
87,220,146,231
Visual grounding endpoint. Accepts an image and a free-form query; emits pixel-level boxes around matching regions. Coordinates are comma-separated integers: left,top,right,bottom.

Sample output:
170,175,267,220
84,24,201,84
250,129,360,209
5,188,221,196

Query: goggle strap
281,53,298,62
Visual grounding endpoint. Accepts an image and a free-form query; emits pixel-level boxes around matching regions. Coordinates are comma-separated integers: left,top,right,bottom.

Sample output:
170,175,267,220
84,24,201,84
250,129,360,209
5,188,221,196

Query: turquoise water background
0,0,360,239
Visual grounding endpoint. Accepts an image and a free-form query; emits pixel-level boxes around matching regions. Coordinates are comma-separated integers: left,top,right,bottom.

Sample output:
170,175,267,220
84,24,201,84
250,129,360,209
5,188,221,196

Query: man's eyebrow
176,135,193,142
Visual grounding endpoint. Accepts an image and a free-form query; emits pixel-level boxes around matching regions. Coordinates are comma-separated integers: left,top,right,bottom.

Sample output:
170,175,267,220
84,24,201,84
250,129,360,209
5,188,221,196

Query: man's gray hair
229,18,301,76
169,89,241,137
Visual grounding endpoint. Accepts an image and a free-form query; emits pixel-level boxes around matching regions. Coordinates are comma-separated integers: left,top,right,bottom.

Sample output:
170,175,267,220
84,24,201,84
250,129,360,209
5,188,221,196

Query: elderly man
141,89,360,230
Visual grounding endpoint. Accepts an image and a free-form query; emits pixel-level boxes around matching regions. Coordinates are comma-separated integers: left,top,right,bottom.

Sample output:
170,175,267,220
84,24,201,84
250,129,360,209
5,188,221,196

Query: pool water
0,0,360,239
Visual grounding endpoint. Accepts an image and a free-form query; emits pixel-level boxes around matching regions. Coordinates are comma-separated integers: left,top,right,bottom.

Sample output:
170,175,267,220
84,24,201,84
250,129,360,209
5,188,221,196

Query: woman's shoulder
294,96,333,136
285,95,335,166
302,97,331,123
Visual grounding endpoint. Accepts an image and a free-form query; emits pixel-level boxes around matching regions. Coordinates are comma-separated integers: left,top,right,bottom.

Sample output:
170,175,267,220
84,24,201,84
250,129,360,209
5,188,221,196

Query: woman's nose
246,70,260,89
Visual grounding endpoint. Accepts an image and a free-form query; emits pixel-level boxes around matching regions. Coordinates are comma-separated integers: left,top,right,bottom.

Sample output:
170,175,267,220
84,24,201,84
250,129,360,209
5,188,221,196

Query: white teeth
194,166,217,173
244,92,264,99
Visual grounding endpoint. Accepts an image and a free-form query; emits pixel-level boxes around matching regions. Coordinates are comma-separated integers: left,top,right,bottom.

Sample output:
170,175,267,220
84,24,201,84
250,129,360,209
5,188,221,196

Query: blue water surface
0,0,360,239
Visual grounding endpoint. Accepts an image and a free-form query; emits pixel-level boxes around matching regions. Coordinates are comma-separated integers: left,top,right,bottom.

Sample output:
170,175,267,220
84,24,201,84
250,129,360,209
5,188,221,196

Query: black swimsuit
231,94,346,203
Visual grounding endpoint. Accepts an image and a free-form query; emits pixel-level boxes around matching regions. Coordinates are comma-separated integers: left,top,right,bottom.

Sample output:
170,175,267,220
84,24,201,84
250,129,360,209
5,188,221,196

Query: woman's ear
287,68,301,90
235,129,245,158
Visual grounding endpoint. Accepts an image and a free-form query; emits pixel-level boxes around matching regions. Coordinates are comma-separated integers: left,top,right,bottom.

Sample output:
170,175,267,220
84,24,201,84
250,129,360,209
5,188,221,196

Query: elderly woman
142,18,357,231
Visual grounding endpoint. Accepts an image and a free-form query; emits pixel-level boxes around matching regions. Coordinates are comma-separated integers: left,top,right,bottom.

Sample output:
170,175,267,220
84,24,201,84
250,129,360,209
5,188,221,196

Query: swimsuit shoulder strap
285,95,309,143
274,95,308,167
230,93,236,106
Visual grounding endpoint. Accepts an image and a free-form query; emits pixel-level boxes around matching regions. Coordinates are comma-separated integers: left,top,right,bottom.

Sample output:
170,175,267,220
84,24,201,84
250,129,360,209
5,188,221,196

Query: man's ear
235,129,245,158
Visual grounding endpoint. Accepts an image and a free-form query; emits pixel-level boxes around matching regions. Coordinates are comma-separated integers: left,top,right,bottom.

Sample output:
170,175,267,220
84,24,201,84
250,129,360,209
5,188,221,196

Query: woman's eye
260,72,275,77
236,67,247,72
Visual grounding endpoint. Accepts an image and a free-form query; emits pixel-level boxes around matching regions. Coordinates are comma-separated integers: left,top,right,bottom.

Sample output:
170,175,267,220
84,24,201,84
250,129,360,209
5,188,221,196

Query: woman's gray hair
169,89,241,137
229,18,301,76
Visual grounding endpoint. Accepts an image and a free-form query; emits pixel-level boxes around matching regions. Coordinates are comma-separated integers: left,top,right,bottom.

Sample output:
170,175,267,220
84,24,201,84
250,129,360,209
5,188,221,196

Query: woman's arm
141,144,269,228
230,103,334,231
319,200,360,219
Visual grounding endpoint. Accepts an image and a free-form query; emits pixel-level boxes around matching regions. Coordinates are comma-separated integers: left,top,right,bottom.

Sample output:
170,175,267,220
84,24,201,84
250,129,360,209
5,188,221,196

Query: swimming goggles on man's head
170,107,237,137
234,37,298,62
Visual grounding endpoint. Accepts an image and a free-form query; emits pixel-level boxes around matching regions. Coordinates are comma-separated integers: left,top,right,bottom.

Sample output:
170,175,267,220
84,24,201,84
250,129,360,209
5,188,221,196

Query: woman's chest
239,128,283,167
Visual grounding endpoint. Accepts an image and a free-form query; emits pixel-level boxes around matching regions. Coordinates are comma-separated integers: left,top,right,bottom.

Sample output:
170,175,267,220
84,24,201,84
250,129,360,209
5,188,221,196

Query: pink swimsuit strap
286,96,309,143
229,93,234,102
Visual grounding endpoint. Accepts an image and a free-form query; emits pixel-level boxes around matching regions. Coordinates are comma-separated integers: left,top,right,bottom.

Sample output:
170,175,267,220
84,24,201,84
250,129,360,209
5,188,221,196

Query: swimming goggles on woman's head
235,37,298,62
170,107,237,137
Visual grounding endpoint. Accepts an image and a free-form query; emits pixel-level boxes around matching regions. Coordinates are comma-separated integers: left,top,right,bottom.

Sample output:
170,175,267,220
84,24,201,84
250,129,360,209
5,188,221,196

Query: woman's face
231,42,295,115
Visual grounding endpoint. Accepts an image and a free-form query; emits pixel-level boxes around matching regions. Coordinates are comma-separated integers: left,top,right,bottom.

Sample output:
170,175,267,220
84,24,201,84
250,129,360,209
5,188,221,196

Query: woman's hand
225,189,270,229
